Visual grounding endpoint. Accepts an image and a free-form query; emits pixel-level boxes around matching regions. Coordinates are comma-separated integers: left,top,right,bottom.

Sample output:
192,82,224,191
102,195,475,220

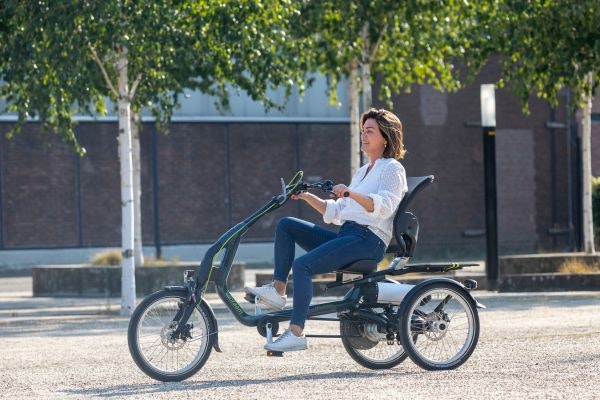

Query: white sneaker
264,329,307,352
244,283,287,310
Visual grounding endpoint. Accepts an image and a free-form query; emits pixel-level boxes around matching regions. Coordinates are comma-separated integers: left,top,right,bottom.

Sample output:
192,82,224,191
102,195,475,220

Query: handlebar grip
343,191,350,197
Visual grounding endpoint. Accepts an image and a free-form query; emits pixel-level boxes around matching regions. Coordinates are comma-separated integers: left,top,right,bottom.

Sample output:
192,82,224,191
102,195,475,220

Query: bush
558,258,600,273
90,250,181,267
90,249,122,266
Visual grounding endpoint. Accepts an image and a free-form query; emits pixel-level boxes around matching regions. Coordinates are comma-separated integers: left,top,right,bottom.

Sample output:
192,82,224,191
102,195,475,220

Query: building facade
0,63,598,262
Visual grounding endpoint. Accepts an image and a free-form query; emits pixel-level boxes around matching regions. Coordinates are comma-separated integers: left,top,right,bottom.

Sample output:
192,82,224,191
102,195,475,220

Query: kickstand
266,322,273,344
254,297,263,315
265,322,283,357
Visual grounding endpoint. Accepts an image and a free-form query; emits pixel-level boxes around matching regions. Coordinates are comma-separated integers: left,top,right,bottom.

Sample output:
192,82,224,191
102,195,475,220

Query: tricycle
127,171,484,381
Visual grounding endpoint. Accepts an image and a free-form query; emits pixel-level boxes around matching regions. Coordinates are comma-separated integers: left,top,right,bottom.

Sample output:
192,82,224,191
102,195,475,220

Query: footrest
266,350,284,357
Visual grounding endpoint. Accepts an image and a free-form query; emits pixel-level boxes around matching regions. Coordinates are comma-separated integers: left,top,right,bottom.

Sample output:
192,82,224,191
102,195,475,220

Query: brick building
0,62,598,263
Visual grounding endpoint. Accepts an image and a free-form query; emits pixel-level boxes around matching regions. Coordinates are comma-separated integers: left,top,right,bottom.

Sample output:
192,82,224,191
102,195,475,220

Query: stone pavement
1,283,599,400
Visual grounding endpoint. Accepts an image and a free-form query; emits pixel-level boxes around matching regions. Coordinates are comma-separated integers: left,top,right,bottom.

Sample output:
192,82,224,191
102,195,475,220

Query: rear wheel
127,289,215,381
340,312,408,369
399,281,479,370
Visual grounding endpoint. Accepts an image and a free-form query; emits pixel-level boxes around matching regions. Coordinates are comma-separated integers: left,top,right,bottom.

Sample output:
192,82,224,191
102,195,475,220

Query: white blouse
323,157,407,245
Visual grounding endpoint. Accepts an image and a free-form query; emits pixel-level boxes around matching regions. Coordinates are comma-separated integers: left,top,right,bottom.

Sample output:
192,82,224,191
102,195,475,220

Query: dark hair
360,108,406,160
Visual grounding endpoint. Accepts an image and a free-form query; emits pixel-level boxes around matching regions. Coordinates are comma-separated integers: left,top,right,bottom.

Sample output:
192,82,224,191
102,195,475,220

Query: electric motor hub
363,323,387,342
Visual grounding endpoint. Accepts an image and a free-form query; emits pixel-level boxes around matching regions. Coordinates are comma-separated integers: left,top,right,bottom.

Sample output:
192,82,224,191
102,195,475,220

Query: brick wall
0,121,350,249
0,64,589,258
374,58,576,258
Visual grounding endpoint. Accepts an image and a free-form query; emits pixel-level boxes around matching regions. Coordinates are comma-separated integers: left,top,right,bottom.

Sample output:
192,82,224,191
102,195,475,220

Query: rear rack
326,262,479,290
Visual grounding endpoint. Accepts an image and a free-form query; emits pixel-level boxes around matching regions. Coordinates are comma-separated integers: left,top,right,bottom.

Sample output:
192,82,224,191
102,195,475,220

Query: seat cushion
337,259,378,274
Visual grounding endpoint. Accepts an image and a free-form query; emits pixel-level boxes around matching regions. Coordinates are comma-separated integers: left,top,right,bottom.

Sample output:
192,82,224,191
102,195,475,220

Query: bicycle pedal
266,350,284,357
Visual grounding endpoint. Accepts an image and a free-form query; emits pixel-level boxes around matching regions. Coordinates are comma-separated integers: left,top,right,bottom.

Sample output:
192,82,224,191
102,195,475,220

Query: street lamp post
481,84,498,290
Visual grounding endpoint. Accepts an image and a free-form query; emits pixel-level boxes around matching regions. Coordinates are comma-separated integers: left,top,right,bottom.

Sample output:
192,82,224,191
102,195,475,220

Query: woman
245,108,408,352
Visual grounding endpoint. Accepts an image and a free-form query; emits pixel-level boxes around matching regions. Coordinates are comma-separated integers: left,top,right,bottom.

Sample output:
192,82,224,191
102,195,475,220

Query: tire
399,281,479,370
341,312,409,370
127,288,215,381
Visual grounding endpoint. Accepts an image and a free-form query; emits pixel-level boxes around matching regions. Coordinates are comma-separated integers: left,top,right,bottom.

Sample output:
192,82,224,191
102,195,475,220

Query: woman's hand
291,192,307,200
291,191,327,215
332,184,351,198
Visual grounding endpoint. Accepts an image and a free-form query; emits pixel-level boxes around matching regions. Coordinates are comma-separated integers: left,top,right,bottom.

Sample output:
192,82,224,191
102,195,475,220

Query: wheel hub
160,324,187,350
424,314,450,341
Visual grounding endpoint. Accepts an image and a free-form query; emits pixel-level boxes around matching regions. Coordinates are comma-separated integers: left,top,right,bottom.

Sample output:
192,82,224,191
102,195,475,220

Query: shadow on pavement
63,370,423,397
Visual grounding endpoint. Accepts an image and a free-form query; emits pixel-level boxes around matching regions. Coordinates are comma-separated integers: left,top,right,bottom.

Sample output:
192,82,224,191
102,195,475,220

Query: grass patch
558,258,600,274
90,249,122,266
90,250,180,266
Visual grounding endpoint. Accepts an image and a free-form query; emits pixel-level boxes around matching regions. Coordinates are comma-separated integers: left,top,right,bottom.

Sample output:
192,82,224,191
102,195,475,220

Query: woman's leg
272,217,337,292
290,226,386,333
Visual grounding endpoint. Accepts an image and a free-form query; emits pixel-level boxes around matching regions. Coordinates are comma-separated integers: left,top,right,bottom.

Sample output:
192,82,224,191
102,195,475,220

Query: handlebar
294,180,350,198
274,172,349,207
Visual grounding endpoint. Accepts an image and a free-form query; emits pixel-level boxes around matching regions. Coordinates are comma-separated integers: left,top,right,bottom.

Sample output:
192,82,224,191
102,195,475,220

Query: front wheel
398,281,479,370
127,288,215,381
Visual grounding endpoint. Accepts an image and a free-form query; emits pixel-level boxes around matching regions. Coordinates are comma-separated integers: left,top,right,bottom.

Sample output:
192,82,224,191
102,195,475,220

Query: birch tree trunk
361,62,372,111
348,59,361,173
360,24,373,112
131,112,144,266
117,45,136,315
581,72,595,254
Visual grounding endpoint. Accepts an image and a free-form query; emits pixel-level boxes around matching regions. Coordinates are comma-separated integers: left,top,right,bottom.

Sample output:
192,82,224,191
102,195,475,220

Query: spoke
135,296,208,374
407,288,476,365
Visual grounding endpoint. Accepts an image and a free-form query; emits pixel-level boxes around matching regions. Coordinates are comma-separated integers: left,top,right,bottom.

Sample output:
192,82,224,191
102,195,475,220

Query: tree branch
88,43,119,98
370,30,385,61
129,74,142,100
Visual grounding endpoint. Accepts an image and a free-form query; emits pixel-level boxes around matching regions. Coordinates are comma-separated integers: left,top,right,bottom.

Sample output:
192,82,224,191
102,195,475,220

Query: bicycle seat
336,175,434,275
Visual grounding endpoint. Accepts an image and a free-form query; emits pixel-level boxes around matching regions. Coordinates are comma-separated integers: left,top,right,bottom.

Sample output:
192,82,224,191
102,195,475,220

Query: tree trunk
360,23,372,112
361,62,372,111
581,72,595,254
349,60,361,173
131,112,144,266
117,45,136,316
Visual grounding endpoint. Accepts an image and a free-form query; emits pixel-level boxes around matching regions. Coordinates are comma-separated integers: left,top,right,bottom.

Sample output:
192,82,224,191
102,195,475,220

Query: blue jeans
272,217,387,329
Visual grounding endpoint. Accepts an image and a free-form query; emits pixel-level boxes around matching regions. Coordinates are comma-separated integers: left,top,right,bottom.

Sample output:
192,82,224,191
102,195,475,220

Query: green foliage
292,0,485,105
0,0,309,151
488,0,600,111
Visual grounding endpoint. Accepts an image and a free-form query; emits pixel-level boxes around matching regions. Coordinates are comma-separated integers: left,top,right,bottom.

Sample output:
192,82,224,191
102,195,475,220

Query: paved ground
1,277,599,400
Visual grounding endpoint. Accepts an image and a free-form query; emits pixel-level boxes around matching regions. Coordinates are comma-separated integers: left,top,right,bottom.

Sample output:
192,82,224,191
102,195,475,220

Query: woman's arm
331,184,374,212
332,163,406,217
295,192,327,215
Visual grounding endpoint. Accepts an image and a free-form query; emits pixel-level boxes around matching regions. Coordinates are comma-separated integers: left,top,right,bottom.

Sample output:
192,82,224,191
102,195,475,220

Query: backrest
386,175,434,256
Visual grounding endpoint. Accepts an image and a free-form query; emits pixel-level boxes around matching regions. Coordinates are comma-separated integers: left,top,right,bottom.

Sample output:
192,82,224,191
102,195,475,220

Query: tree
489,0,600,253
0,0,308,314
294,0,482,171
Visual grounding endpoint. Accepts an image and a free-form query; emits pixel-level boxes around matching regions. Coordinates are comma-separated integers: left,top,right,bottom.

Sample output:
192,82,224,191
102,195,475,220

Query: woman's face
361,118,386,156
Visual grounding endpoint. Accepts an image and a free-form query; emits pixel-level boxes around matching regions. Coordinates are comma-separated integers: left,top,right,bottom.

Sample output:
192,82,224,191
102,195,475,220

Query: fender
164,286,222,353
201,299,222,352
404,278,486,309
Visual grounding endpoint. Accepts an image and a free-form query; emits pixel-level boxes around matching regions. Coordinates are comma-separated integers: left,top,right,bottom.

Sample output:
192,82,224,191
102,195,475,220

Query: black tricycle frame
165,171,481,353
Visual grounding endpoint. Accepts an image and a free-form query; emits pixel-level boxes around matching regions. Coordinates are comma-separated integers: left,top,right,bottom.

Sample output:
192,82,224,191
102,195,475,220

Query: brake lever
277,178,286,204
